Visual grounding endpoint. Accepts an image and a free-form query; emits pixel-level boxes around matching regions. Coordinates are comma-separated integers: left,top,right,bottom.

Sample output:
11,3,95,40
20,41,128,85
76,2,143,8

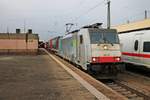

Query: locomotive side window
80,35,83,44
134,40,138,51
143,42,150,52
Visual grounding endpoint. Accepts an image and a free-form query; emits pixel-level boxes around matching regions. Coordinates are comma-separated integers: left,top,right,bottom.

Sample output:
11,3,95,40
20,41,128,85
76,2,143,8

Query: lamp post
107,0,111,29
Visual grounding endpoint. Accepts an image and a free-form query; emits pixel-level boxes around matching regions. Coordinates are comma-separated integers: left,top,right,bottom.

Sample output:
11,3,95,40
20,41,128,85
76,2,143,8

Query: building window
134,40,138,51
80,35,83,44
143,42,150,52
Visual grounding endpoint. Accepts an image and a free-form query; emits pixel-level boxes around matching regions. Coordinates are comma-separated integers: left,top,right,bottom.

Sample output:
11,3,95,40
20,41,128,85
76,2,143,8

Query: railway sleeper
107,84,118,87
121,91,132,95
130,97,144,100
111,86,122,89
116,88,127,92
125,93,137,98
106,82,114,85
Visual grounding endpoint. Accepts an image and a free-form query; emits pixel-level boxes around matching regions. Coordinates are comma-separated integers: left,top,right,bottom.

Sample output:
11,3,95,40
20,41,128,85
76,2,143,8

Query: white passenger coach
114,19,150,69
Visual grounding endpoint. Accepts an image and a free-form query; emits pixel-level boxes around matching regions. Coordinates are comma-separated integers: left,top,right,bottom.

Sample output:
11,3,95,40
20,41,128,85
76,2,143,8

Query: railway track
101,80,150,100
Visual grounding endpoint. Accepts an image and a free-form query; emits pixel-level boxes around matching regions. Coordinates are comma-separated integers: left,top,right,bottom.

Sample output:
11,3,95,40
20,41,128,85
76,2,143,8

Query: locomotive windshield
90,32,119,44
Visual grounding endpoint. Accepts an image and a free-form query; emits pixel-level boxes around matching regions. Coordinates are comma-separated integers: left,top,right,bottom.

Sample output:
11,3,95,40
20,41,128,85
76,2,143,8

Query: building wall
0,33,39,55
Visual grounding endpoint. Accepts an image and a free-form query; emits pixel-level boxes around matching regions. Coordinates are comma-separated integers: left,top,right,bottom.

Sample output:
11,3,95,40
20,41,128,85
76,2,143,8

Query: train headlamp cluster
103,45,108,50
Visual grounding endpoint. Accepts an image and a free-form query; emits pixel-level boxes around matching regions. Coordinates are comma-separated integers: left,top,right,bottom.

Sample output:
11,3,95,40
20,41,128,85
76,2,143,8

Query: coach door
133,34,142,64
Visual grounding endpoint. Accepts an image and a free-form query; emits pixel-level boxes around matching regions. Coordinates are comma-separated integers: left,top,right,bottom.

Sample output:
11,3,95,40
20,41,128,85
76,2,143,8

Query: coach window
134,40,138,51
143,42,150,52
80,35,83,44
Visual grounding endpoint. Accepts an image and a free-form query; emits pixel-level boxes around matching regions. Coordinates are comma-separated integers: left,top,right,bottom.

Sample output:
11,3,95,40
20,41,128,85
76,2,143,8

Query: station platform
0,51,97,100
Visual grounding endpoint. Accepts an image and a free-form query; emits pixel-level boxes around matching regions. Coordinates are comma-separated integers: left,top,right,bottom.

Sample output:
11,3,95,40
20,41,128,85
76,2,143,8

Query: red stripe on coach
122,52,150,58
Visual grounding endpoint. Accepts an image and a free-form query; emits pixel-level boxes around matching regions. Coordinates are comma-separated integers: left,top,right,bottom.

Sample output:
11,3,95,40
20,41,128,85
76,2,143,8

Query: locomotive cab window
134,40,138,51
90,32,119,44
80,35,83,44
143,42,150,52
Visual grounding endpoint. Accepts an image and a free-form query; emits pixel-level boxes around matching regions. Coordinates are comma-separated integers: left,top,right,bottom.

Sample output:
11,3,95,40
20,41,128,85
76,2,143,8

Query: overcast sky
0,0,150,40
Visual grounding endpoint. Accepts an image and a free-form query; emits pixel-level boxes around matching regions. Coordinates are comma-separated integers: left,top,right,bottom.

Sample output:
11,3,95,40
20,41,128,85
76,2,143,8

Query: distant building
0,30,39,55
113,18,150,33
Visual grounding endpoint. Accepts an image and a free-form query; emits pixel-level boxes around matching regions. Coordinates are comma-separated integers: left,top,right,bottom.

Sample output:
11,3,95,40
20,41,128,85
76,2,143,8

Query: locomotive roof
68,30,79,34
88,28,117,33
82,23,102,28
62,33,72,39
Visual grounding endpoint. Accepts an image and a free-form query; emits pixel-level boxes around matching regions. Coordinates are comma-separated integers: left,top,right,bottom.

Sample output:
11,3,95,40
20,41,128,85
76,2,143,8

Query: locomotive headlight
92,58,96,62
103,45,108,50
115,57,121,61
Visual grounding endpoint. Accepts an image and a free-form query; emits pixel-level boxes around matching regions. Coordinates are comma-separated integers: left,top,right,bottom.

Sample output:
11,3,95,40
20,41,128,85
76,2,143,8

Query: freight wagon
49,36,62,53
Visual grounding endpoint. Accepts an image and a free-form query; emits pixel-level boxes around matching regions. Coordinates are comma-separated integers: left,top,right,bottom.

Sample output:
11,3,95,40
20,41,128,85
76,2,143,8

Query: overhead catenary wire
63,0,88,16
73,1,150,27
74,0,106,21
66,0,150,30
64,0,107,31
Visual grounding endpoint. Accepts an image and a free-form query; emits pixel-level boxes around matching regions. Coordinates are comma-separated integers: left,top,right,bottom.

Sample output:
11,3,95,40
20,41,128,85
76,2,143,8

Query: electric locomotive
61,23,122,79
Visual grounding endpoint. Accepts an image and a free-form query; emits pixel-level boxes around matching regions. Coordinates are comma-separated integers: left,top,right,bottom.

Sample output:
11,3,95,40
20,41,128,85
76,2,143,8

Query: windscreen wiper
103,38,114,46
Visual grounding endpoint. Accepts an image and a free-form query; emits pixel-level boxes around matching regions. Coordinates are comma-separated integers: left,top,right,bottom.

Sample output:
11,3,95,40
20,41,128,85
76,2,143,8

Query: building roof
0,33,39,39
113,18,150,33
